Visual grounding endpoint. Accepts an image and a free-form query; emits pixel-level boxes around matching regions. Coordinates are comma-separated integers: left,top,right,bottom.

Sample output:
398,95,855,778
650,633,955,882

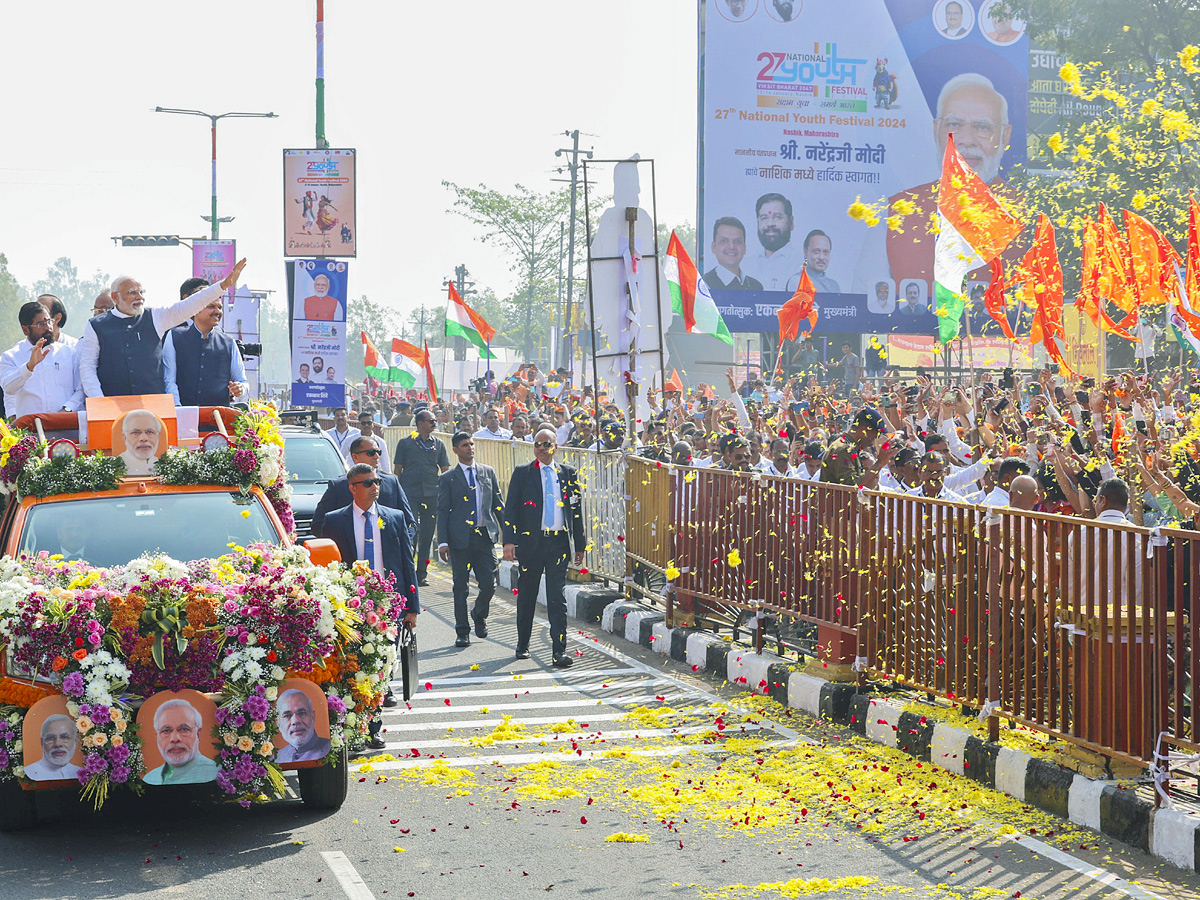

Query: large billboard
283,149,356,257
290,259,348,408
699,0,1028,339
192,239,236,301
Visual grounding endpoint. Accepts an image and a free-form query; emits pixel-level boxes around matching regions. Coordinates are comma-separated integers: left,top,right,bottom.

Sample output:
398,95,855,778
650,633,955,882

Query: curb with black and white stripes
496,560,1200,873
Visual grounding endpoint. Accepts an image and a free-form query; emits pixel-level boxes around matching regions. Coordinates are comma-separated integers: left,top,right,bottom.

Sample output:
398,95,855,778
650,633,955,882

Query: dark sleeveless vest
93,311,165,396
170,324,235,406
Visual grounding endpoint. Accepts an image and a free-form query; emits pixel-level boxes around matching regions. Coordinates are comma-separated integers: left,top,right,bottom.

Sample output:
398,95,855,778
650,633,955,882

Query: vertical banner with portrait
290,259,348,408
699,0,1028,341
192,239,237,302
283,148,356,257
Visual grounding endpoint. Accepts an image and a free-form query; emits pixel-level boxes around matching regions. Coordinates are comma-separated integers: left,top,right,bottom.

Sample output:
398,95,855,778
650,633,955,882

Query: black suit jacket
312,473,414,538
320,503,420,614
501,460,586,553
437,464,504,550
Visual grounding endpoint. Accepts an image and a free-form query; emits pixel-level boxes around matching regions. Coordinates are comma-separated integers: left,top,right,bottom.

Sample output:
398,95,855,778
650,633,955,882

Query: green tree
657,221,697,261
346,294,401,383
0,253,28,351
1013,45,1200,264
33,257,110,335
442,182,604,365
1013,0,1200,75
443,181,570,362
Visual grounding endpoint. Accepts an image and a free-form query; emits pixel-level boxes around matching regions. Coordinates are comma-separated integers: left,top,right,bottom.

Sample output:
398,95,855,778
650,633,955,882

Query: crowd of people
341,358,1200,533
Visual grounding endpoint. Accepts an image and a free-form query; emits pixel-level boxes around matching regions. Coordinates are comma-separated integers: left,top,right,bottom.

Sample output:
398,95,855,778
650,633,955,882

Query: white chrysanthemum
121,554,189,590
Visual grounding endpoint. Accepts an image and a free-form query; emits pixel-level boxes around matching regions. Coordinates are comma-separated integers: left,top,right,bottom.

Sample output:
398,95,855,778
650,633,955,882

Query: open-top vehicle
0,399,405,830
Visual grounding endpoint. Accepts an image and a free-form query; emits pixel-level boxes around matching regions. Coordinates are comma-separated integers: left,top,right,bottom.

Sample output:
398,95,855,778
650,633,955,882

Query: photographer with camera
162,277,249,407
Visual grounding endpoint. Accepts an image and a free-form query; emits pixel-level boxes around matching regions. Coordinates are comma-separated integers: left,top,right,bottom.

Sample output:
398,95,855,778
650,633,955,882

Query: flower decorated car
0,400,408,829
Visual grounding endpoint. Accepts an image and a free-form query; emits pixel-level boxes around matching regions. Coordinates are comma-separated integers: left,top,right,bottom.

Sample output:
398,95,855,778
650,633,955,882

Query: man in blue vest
162,278,248,407
78,259,247,398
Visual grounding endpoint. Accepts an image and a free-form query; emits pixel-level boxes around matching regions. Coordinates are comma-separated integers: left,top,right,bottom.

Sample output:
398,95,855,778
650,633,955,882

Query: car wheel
0,779,37,831
297,748,348,810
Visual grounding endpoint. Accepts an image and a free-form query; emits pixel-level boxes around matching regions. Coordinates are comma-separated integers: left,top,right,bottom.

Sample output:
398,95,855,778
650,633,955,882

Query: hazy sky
3,0,697,325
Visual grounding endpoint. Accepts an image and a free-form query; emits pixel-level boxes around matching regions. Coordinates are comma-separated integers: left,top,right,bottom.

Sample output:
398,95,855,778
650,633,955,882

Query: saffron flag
1177,193,1200,336
982,257,1017,340
445,282,496,358
777,266,818,341
1079,215,1136,340
665,232,734,345
1124,209,1181,307
1097,204,1137,320
932,135,1022,344
1019,215,1072,375
422,340,438,403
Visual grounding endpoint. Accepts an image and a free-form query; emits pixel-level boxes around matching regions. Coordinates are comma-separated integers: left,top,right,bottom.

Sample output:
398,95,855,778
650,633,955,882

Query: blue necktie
466,467,479,525
362,509,375,569
542,466,555,529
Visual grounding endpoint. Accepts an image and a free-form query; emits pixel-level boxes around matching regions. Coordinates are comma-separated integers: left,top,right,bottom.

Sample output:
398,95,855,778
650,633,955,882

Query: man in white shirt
793,442,825,481
743,193,806,291
78,259,247,398
905,452,967,502
37,294,78,349
325,406,361,461
474,408,513,440
0,302,84,418
867,281,896,315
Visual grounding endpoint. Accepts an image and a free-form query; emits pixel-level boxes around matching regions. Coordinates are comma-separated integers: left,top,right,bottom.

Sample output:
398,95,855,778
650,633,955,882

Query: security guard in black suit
437,432,504,648
501,427,586,666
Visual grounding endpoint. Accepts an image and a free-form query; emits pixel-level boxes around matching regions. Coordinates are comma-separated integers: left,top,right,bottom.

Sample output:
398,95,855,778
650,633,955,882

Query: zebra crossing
357,579,800,773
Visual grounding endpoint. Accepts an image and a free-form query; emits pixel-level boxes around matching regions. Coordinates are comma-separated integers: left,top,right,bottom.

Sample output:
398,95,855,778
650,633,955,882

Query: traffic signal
113,235,182,247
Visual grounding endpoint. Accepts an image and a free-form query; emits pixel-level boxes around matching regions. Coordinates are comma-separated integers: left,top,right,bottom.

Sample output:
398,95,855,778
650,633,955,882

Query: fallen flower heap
0,544,410,807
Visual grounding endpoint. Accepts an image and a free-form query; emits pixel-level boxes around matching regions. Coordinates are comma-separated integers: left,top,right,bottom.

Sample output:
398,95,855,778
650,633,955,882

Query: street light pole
154,106,278,239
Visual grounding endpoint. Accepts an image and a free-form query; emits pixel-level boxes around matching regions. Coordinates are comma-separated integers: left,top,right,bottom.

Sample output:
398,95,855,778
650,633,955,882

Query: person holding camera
162,277,248,406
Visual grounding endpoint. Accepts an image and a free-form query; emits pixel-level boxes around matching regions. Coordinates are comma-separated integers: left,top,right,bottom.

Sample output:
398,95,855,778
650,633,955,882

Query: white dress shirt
744,241,805,292
326,426,361,461
794,464,822,482
474,426,513,440
539,462,565,530
0,338,85,418
77,282,228,397
351,502,383,572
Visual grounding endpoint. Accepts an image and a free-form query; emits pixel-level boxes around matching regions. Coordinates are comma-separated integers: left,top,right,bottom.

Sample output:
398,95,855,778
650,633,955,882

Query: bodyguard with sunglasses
321,462,420,750
312,435,415,538
501,426,586,666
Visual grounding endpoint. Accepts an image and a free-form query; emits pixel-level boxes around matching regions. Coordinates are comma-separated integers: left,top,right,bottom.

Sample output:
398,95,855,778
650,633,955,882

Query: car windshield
284,435,345,482
19,491,281,568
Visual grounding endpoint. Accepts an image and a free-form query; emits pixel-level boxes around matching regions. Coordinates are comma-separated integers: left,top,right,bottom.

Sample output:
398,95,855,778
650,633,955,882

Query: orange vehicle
0,401,368,830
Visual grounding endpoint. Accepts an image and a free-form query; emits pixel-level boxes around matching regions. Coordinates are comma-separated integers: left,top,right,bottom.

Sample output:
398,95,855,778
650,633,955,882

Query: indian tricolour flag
933,134,1022,344
445,281,496,358
363,332,423,387
665,231,733,345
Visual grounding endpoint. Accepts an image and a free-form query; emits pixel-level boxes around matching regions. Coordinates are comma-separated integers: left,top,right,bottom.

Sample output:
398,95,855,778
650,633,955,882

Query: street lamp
153,106,278,239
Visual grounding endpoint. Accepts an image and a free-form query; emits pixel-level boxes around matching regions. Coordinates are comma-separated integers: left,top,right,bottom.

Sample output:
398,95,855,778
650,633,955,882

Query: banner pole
315,0,327,150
